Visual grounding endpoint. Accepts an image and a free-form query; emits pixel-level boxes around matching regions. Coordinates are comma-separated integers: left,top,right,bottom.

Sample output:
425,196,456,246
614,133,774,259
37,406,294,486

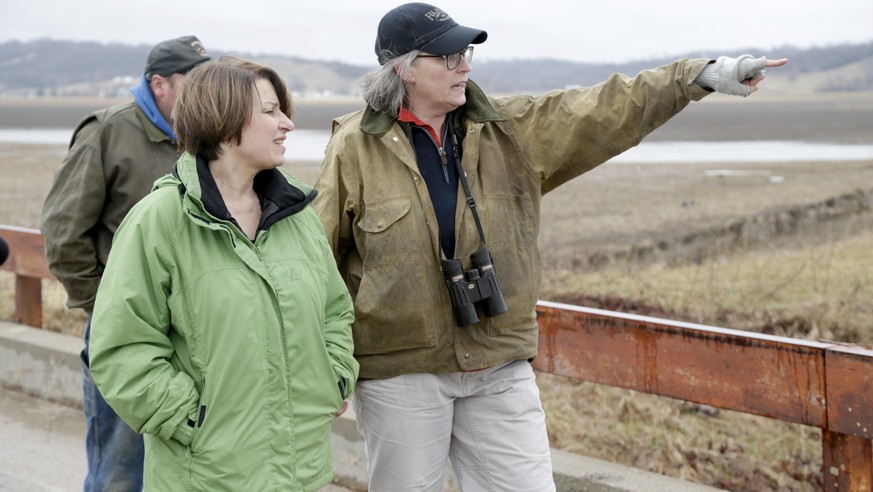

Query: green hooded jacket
313,59,710,379
90,153,358,491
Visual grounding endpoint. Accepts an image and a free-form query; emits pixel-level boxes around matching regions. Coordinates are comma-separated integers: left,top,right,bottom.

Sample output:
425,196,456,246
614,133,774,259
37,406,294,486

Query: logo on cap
424,8,450,22
191,40,208,56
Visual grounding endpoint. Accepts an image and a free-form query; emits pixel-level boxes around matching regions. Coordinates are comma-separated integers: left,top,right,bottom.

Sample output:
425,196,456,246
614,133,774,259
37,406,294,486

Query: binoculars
441,246,508,327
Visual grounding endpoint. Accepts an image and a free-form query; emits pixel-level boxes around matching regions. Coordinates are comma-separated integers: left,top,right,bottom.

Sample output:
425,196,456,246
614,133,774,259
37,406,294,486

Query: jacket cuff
171,418,195,445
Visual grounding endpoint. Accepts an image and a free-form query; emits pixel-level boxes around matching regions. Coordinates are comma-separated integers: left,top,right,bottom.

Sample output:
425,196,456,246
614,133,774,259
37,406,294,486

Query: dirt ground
539,159,873,270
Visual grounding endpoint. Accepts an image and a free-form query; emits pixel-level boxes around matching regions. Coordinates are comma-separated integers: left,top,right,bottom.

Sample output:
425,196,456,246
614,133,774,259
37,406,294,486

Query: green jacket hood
156,152,316,232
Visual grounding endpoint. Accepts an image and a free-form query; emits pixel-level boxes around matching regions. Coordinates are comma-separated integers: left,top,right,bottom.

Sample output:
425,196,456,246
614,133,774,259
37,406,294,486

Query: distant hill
1,38,872,97
0,39,370,98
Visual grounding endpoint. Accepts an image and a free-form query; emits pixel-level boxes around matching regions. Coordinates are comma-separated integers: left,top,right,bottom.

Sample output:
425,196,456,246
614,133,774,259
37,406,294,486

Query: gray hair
360,50,419,118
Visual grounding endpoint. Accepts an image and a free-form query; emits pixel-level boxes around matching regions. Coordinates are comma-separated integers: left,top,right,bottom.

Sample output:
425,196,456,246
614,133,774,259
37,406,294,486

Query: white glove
694,55,766,97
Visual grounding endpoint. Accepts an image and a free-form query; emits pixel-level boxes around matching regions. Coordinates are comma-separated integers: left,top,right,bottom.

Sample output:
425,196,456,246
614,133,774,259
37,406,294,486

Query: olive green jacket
313,59,710,379
41,100,179,312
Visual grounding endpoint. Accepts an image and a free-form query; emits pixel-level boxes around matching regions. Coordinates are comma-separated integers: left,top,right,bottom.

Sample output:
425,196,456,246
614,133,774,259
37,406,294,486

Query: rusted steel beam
0,225,53,279
1,226,52,328
533,301,830,427
15,275,42,327
822,430,873,492
824,345,873,438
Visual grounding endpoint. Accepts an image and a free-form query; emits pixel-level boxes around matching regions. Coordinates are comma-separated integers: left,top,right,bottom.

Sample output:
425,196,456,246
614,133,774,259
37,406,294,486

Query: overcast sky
2,1,871,66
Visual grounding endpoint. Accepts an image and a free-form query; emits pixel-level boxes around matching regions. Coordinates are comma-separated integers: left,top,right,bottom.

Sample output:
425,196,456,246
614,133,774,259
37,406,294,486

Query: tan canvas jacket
314,59,711,379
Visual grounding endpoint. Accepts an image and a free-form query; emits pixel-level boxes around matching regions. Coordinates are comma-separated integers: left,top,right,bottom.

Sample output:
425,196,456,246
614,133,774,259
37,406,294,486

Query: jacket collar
359,79,504,136
162,153,316,231
133,104,175,144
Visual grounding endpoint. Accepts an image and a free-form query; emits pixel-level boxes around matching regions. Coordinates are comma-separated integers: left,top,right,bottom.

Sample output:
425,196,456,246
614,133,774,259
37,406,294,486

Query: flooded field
0,96,365,132
1,92,872,143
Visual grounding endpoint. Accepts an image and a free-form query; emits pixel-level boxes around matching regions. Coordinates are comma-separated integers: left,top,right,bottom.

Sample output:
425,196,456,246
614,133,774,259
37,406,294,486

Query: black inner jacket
173,156,315,235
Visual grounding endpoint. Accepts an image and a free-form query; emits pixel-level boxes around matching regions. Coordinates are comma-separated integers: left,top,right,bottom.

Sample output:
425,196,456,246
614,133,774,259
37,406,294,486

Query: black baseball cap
145,35,212,79
375,3,487,65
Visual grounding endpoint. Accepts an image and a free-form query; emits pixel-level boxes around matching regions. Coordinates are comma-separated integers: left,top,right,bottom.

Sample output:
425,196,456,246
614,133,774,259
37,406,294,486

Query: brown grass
2,94,873,491
539,375,823,491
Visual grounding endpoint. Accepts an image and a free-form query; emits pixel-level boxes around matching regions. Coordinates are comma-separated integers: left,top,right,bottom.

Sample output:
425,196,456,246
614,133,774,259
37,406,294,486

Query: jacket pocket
482,193,540,335
188,380,207,454
357,197,411,240
353,196,439,354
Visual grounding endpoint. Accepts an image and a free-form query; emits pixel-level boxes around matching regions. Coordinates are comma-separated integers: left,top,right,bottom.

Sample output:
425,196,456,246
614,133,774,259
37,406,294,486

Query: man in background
41,35,211,491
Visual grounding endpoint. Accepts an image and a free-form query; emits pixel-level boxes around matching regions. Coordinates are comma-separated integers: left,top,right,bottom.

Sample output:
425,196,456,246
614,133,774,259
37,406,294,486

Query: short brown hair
173,56,293,161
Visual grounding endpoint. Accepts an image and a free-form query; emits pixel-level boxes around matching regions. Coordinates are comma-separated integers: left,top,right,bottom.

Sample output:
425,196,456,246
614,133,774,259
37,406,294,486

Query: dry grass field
2,93,873,490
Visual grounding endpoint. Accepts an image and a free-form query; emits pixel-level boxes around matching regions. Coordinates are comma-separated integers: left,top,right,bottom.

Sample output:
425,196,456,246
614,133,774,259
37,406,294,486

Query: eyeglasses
417,46,474,70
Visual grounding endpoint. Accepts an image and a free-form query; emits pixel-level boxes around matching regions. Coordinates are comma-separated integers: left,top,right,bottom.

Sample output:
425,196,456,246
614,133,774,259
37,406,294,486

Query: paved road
0,387,355,491
0,387,84,491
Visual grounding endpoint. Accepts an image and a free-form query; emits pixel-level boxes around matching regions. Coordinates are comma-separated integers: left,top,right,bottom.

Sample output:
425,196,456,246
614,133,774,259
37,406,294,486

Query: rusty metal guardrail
2,224,871,490
0,225,51,328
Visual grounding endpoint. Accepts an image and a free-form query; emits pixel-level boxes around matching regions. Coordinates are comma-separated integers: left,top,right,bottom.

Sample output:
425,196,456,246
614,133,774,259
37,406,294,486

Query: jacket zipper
401,119,451,183
438,146,449,183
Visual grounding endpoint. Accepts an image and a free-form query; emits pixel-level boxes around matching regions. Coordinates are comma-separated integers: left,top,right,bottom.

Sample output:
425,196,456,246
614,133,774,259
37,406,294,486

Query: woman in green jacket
89,57,358,491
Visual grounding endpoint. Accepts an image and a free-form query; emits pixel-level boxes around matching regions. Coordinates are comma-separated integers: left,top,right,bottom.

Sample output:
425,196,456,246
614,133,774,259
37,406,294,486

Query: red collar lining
398,107,442,146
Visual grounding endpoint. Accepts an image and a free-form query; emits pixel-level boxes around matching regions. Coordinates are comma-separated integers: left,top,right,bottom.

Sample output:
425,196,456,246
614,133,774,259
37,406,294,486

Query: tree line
1,38,871,96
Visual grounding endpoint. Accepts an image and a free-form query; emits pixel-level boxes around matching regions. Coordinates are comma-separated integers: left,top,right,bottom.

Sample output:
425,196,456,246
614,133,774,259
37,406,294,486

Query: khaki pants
353,359,555,492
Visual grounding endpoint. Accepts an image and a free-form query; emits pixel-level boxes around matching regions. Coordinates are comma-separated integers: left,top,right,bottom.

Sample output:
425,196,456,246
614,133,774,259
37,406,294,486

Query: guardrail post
1,225,53,328
822,344,873,491
15,275,42,328
822,430,872,491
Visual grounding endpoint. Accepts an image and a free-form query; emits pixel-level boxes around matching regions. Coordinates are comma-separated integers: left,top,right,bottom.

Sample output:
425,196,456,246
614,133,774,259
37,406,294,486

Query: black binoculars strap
449,123,488,248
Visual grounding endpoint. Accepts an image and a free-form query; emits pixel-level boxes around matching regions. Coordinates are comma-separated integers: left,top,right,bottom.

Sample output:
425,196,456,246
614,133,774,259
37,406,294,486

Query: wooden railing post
14,275,42,327
822,431,873,491
0,225,54,328
822,344,873,490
